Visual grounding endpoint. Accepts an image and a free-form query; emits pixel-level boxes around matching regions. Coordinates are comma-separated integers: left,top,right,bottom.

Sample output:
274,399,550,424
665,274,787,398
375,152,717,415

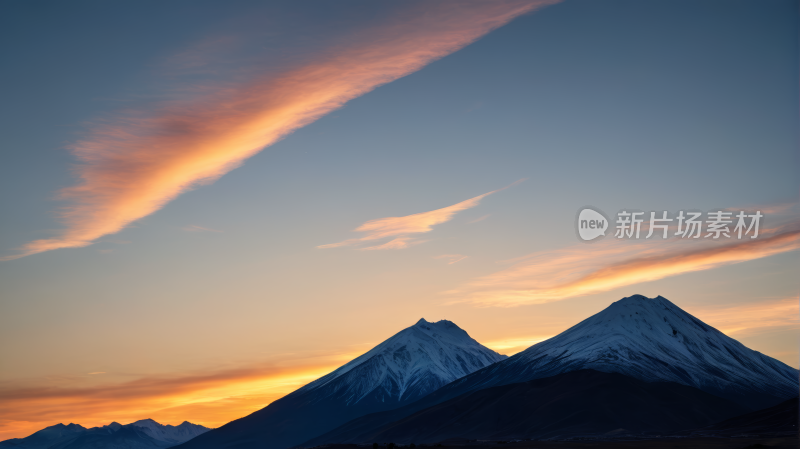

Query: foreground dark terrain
303,395,798,449
331,370,749,443
308,438,799,449
306,296,797,447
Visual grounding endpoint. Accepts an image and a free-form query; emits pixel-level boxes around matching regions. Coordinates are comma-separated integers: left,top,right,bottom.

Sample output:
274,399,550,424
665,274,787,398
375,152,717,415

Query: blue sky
0,0,797,439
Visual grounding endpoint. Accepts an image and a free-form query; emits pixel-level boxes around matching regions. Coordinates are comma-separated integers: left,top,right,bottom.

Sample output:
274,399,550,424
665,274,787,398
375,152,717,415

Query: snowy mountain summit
297,318,507,404
130,419,209,445
0,419,209,449
173,318,505,449
446,294,797,410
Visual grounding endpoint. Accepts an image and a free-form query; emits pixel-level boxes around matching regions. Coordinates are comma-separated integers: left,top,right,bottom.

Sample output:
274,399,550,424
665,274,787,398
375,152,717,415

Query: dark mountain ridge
0,420,208,449
333,369,751,444
305,295,798,446
693,396,799,437
173,319,505,449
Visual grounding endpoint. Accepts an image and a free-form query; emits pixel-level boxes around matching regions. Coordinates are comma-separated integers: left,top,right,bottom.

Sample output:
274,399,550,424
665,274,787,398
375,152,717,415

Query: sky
0,0,798,441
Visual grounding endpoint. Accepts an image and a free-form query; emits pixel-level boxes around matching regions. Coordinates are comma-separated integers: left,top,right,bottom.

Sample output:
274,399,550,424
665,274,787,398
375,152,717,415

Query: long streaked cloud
448,221,800,307
2,2,556,261
690,296,799,337
435,254,469,264
318,180,524,250
0,350,363,441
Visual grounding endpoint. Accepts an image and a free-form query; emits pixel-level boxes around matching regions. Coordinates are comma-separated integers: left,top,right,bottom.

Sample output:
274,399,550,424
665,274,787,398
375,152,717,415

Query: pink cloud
2,2,555,261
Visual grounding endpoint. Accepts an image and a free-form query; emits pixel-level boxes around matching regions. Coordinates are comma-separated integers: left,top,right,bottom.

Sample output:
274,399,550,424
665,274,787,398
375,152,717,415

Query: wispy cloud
691,297,798,337
448,221,800,307
468,214,490,224
1,2,555,261
0,352,361,441
318,180,524,250
435,254,469,264
361,236,426,251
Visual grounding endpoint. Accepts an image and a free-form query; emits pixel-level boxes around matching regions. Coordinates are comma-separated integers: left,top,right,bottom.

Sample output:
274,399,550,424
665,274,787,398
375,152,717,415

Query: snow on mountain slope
130,419,209,445
303,295,798,447
295,318,507,404
0,424,87,449
0,420,209,449
447,294,797,409
172,318,506,449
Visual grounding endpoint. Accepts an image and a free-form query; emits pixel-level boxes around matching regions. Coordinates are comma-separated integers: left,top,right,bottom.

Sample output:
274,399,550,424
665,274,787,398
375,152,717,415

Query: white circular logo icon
577,207,609,241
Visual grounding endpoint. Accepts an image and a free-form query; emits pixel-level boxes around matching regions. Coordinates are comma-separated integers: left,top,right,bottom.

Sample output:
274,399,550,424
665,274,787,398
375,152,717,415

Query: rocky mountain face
172,318,506,449
0,420,209,449
305,295,798,446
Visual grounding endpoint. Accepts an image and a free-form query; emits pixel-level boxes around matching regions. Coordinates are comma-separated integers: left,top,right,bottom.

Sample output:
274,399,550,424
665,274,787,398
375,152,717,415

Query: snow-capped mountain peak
0,419,210,449
130,418,209,444
445,294,797,410
297,318,506,404
172,318,506,449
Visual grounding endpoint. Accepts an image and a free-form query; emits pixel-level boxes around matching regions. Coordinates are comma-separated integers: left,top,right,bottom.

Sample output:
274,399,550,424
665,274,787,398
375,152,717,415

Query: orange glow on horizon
0,357,356,441
1,295,795,441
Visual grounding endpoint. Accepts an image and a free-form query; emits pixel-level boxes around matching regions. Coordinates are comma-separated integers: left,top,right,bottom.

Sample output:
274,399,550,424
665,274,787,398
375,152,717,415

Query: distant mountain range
173,318,506,449
5,295,797,449
0,419,208,449
305,295,798,446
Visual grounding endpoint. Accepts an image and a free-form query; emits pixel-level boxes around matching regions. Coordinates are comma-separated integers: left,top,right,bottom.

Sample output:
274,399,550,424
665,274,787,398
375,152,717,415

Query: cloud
435,254,468,264
448,223,800,307
468,214,490,224
1,2,556,261
360,236,426,251
0,354,356,441
318,179,524,250
690,297,798,337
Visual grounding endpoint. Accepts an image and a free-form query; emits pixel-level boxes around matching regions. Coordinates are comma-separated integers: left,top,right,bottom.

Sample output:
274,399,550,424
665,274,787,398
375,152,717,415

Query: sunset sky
0,0,798,441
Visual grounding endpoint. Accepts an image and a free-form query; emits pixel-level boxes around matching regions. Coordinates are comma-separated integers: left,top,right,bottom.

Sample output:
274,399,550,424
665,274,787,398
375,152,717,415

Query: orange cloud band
0,358,349,441
453,227,800,307
2,2,555,261
318,179,525,250
691,296,799,337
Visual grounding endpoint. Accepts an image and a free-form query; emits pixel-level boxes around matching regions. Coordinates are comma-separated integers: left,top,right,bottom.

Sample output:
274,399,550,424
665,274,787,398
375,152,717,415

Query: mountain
127,420,209,446
339,370,749,443
693,396,799,437
0,424,87,449
0,420,208,449
456,294,798,408
306,295,798,446
173,318,506,449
